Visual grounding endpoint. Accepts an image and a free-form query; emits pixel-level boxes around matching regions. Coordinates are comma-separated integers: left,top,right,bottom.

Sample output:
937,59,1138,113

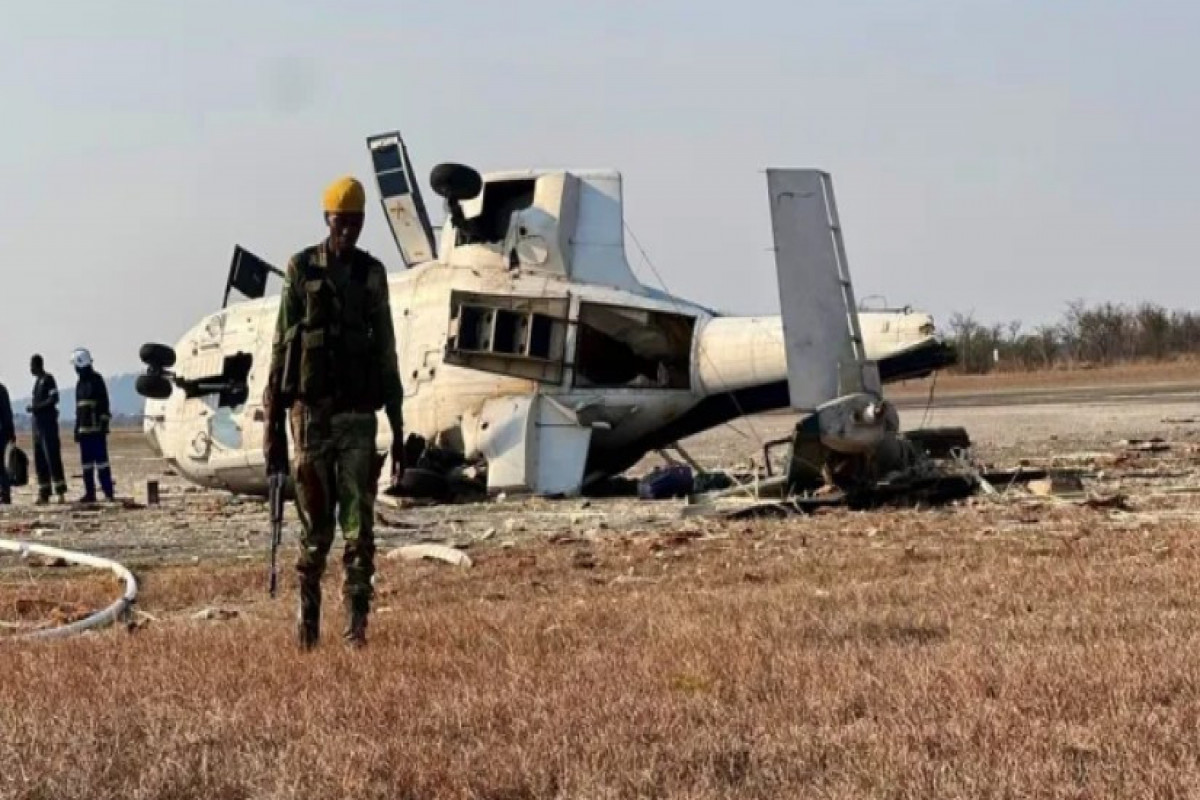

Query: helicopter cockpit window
217,353,252,408
197,353,253,450
574,303,693,389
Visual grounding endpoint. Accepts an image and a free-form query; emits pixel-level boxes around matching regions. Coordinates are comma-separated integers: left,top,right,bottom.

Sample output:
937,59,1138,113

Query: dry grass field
6,506,1200,799
3,372,1200,798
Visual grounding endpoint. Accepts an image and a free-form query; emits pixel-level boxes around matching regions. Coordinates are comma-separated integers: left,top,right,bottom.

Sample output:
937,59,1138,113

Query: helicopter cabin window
445,291,569,383
574,303,693,389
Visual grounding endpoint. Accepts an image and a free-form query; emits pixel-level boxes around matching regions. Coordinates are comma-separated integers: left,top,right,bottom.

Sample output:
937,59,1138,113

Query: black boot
296,580,321,651
343,592,369,648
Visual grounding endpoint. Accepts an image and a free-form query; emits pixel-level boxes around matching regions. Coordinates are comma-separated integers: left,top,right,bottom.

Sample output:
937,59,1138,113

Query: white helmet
71,348,93,369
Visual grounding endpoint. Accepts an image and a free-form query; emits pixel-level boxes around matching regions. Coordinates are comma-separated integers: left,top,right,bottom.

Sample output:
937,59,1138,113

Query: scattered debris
22,554,70,568
571,550,598,570
638,465,694,500
1081,493,1133,511
1123,438,1171,453
385,544,473,568
1027,473,1086,497
903,427,972,459
649,530,704,551
191,607,239,622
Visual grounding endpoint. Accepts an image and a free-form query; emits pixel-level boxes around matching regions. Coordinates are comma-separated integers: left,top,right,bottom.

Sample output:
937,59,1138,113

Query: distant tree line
945,301,1200,374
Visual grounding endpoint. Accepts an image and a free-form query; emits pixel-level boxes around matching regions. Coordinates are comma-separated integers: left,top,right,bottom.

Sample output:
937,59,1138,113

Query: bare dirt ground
3,370,1200,798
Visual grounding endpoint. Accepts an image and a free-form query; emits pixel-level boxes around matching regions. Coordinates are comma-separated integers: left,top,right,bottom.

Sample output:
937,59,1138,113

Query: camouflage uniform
266,240,404,647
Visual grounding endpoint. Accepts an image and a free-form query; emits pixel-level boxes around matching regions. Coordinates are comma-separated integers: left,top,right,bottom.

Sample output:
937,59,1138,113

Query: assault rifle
267,470,286,598
265,398,290,598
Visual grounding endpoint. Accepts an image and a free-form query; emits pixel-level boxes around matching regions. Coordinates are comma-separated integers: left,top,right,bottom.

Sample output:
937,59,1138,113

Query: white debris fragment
191,607,239,621
385,544,473,568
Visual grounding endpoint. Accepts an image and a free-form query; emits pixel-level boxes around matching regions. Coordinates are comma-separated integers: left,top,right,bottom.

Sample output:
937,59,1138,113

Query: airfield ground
3,364,1200,798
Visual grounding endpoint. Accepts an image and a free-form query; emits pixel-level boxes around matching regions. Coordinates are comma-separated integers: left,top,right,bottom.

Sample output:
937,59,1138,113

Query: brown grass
4,502,1200,799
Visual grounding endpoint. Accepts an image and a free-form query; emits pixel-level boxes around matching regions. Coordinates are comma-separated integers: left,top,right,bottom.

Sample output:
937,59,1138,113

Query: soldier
264,175,406,650
0,378,14,505
71,348,115,503
27,355,67,504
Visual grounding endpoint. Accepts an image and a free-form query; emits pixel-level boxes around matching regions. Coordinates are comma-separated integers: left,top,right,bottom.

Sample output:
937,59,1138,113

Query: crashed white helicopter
136,132,955,498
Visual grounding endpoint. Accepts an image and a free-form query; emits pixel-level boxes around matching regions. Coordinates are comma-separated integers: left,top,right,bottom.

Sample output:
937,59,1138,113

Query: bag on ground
6,445,29,487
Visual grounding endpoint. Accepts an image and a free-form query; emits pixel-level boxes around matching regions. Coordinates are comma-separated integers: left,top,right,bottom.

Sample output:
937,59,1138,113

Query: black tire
430,163,483,201
139,343,176,369
136,374,174,400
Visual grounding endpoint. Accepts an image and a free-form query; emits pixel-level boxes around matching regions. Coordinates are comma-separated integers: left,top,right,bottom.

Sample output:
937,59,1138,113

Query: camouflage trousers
289,405,383,600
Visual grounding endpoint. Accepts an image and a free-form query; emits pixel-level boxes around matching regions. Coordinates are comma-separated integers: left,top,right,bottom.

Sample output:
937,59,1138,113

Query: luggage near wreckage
6,445,29,487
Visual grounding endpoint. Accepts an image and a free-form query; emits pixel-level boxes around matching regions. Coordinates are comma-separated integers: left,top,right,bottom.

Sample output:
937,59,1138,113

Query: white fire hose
0,539,138,640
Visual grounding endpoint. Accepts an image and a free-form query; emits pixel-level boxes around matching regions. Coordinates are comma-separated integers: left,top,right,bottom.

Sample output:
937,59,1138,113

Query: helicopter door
367,131,436,267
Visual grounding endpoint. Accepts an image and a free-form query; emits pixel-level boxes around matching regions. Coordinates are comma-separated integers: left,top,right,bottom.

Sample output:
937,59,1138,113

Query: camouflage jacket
265,240,403,432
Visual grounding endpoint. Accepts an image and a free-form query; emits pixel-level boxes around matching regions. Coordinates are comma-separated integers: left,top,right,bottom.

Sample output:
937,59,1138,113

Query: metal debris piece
385,544,473,568
1123,438,1171,453
191,607,239,621
1081,493,1132,511
1027,473,1086,497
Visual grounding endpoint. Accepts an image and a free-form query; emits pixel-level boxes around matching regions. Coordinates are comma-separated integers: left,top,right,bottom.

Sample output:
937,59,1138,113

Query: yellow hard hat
322,176,366,213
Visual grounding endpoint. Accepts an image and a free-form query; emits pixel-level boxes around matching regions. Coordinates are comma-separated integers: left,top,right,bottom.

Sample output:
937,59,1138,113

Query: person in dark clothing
27,354,67,504
0,380,14,504
71,348,114,503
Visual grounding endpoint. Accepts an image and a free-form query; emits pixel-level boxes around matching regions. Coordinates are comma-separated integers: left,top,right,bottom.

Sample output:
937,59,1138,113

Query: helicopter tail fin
765,169,881,411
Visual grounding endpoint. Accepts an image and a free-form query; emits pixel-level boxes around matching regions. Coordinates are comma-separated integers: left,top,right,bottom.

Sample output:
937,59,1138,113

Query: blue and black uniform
29,371,67,501
74,367,114,501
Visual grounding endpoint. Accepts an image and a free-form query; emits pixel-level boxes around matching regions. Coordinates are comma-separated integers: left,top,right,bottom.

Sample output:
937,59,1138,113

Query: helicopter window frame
445,291,570,384
572,301,694,390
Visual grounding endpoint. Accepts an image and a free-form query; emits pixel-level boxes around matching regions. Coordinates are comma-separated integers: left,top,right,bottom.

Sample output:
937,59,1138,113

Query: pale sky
1,0,1196,387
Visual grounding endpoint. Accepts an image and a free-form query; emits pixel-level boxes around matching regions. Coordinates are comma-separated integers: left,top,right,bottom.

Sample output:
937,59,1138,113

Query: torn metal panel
463,395,593,496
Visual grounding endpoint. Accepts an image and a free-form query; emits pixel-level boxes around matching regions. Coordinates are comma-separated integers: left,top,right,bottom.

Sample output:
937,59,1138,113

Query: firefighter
27,354,67,504
0,379,14,505
263,175,406,649
71,348,115,503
